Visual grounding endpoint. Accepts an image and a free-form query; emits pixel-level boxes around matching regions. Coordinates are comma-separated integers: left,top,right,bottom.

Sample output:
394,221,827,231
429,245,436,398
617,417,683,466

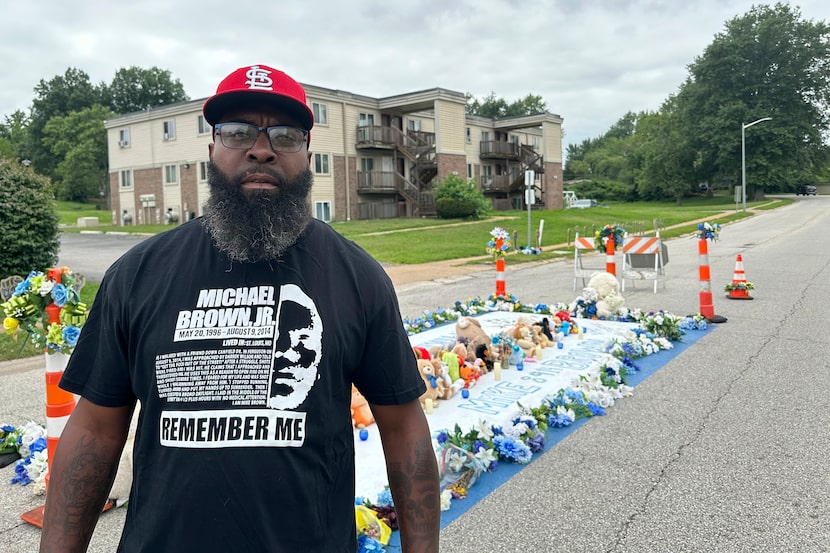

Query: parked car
796,184,817,196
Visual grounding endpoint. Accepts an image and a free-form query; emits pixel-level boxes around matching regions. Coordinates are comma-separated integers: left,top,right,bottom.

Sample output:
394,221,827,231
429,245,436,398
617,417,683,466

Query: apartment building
104,82,564,226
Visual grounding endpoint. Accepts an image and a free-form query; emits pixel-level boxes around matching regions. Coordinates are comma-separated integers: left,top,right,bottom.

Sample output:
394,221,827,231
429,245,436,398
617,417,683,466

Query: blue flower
526,432,545,453
376,488,394,507
587,403,606,416
51,284,69,307
355,496,366,505
472,440,487,453
436,431,449,445
357,533,384,552
62,326,81,347
14,280,31,296
1,424,14,433
548,413,573,428
29,437,46,454
493,435,532,464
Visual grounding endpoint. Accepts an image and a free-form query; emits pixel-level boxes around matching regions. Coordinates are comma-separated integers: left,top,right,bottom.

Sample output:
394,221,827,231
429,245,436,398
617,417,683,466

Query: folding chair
621,233,667,293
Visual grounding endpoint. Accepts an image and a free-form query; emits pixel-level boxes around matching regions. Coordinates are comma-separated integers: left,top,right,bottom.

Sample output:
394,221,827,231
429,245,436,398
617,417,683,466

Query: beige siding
434,99,465,155
542,121,563,164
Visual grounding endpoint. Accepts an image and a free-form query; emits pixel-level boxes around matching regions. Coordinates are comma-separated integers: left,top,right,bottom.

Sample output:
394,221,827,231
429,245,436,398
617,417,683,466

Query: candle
493,361,502,381
359,429,369,441
461,389,470,399
557,342,564,349
425,398,433,413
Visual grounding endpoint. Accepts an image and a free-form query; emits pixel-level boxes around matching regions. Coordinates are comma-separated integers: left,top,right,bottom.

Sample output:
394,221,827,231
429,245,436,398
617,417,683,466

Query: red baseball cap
203,64,314,130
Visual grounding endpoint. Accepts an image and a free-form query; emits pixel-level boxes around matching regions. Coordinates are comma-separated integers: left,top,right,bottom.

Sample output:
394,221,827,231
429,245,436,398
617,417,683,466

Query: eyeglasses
214,123,308,153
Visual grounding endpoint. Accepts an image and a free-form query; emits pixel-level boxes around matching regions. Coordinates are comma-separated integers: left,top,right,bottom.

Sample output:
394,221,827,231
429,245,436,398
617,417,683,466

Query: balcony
480,173,519,193
356,126,398,149
357,170,400,193
480,140,520,160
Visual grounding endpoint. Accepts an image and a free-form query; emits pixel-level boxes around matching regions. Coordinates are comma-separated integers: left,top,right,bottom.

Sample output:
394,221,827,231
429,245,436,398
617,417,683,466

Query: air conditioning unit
163,132,169,140
118,140,128,147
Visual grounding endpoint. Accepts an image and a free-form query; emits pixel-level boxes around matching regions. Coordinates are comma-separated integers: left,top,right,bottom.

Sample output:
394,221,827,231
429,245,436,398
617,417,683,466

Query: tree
105,66,189,114
42,105,113,203
0,110,31,161
466,92,547,118
674,3,830,195
0,161,59,279
28,68,105,178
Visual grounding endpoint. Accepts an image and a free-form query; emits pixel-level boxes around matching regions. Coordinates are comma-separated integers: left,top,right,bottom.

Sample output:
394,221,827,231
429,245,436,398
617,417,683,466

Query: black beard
201,162,313,262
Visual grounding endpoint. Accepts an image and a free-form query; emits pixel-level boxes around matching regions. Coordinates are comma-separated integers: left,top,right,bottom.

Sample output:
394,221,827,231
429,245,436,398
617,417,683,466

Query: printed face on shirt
267,284,321,410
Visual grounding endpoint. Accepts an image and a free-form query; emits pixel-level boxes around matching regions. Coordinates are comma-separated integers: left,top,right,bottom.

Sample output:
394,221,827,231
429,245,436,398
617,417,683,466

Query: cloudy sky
2,0,828,153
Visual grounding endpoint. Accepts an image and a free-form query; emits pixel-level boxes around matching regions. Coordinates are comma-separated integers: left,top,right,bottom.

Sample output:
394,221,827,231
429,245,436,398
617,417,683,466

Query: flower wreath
697,222,721,241
594,225,625,254
485,227,512,260
724,281,754,292
1,267,89,354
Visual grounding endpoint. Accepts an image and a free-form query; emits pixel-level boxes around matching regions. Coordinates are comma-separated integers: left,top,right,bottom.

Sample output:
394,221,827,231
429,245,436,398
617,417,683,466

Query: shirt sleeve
350,269,425,405
60,266,134,407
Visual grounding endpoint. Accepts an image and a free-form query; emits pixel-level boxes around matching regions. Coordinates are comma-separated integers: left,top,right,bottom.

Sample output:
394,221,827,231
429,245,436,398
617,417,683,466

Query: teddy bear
586,272,625,318
509,320,542,359
455,316,491,353
417,358,443,408
351,385,375,429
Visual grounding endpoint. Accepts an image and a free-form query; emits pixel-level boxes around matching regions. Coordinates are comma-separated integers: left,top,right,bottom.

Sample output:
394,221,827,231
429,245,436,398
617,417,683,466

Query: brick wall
543,161,564,210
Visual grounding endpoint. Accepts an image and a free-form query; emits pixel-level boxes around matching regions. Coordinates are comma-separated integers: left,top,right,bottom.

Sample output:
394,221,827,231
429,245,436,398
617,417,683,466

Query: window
118,128,130,147
197,115,211,134
532,136,540,151
315,201,331,222
510,135,519,144
163,120,176,140
312,102,328,125
120,169,132,189
164,164,178,185
360,158,374,172
358,113,375,127
199,161,209,182
314,153,330,175
466,127,471,144
407,119,421,132
481,131,490,143
481,165,493,177
467,164,473,179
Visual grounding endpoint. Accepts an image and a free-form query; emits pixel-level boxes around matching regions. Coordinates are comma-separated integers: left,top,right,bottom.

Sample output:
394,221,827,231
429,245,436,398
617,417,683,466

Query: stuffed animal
456,316,491,352
417,359,443,407
459,361,481,388
587,272,626,318
351,385,375,429
474,343,494,373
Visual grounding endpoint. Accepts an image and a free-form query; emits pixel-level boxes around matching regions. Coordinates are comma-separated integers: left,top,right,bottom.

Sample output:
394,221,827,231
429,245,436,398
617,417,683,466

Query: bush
434,174,491,219
0,161,60,279
435,197,479,218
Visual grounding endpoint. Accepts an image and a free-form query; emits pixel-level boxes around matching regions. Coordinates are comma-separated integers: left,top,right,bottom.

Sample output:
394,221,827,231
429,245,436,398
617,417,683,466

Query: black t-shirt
61,218,424,553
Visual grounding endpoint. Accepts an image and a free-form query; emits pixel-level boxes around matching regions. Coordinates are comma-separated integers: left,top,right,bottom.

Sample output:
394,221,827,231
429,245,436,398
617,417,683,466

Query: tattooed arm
371,400,440,553
40,398,134,553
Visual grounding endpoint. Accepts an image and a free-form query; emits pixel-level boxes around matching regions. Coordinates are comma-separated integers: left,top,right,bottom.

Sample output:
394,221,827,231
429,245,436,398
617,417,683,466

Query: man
40,64,439,553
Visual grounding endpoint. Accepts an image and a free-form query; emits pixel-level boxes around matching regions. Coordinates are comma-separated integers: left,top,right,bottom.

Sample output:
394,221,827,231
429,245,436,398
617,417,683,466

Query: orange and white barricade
573,233,599,290
621,234,666,293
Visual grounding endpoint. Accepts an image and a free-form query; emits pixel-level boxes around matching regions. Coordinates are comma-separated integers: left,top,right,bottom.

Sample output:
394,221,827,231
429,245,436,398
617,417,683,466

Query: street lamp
741,117,772,212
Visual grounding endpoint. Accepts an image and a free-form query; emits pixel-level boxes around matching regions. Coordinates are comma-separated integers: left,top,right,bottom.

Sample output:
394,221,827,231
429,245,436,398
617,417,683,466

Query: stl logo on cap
245,66,274,91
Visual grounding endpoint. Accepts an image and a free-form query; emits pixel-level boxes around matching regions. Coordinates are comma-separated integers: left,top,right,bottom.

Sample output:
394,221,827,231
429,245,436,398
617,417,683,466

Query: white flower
476,419,494,440
447,450,467,473
38,280,55,295
440,489,453,511
474,447,498,468
556,405,576,422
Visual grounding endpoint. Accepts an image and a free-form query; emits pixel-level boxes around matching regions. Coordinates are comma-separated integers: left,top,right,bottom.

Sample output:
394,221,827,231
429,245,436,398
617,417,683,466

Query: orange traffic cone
726,254,754,300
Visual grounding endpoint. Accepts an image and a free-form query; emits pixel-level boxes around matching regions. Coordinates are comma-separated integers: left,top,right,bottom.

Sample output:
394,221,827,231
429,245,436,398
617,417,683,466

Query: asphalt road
2,195,828,552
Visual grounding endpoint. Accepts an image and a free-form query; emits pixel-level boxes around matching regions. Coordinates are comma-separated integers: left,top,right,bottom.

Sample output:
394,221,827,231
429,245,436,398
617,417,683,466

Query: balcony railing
480,173,519,193
357,170,400,193
480,140,520,159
